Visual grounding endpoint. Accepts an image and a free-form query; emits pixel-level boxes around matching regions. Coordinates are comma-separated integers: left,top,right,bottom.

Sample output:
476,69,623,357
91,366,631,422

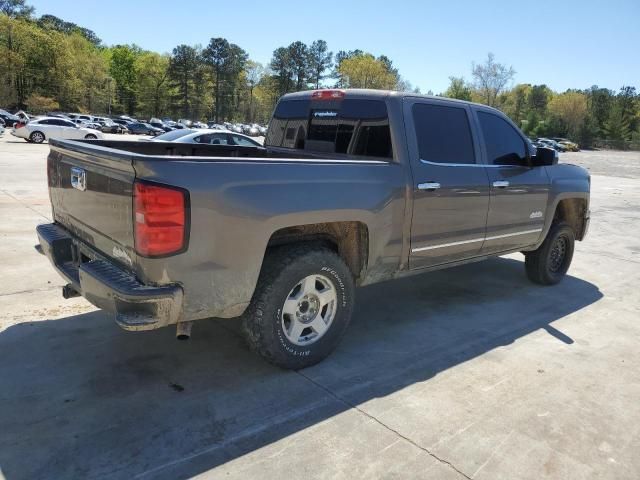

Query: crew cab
37,89,590,369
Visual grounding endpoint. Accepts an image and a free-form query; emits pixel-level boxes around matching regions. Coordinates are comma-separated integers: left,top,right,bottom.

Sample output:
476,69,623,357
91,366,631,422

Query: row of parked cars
0,108,268,139
530,137,580,152
1,108,266,146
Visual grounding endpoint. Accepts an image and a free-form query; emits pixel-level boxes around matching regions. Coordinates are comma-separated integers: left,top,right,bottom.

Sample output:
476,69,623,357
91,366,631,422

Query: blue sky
29,0,639,94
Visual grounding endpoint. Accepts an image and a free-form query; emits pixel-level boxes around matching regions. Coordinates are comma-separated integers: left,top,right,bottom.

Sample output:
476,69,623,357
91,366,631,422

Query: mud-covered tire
525,222,575,285
242,245,355,369
29,131,45,143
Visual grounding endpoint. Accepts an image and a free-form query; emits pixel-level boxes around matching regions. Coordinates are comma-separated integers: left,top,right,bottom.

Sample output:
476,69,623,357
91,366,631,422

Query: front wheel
242,245,355,369
525,222,575,285
84,134,97,140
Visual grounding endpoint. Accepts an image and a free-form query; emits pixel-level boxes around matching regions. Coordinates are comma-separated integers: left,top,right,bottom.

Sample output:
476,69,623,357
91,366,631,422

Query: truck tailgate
47,140,137,268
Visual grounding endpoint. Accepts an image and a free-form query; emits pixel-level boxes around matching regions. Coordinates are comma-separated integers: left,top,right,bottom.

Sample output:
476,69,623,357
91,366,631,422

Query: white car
0,123,5,136
12,117,104,143
154,129,261,147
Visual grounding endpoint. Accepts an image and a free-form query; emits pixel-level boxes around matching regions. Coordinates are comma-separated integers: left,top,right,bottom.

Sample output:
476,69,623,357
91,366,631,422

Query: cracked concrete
1,135,639,479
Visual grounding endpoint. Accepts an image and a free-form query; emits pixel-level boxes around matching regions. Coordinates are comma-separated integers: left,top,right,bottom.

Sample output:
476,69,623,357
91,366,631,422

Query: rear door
473,109,549,254
405,98,491,269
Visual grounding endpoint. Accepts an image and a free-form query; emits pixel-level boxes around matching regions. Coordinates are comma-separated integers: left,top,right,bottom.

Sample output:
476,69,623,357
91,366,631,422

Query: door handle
417,182,441,191
492,180,509,188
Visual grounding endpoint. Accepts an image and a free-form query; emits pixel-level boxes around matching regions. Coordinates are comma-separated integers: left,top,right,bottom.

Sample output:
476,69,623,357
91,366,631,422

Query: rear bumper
36,223,183,331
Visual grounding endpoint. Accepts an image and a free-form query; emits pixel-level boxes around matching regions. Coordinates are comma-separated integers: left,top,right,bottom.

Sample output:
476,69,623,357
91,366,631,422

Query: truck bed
45,138,405,323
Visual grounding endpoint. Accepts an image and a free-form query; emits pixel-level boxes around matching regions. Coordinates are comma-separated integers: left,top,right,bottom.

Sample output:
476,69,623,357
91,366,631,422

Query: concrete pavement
0,136,639,479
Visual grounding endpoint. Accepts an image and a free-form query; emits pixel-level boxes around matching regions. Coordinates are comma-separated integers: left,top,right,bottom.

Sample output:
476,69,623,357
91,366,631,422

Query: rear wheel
242,245,355,369
29,131,45,144
525,222,575,285
84,134,97,140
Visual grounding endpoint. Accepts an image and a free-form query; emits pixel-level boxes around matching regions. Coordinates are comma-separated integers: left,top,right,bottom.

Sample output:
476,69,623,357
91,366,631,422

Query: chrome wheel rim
281,274,337,346
549,236,567,273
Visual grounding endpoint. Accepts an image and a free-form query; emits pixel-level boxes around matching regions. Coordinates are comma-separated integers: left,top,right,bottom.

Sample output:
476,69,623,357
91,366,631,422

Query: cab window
265,98,393,159
477,111,528,166
412,103,476,164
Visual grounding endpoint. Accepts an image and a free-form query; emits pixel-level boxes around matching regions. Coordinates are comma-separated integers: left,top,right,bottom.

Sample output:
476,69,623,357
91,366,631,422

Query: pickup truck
37,89,590,369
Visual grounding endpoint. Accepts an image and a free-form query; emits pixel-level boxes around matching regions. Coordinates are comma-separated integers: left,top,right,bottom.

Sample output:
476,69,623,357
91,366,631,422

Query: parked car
127,122,164,136
0,122,5,136
166,130,261,147
147,128,203,142
148,119,173,132
0,109,20,127
552,138,580,151
98,119,128,134
246,124,261,137
12,117,104,143
537,138,567,152
177,119,192,128
36,89,590,369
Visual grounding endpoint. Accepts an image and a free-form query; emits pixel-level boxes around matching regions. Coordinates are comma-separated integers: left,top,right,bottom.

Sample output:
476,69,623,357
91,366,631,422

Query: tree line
445,53,639,149
1,0,638,148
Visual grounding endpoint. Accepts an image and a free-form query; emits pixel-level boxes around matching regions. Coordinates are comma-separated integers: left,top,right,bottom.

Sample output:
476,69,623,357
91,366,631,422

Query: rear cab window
265,96,393,160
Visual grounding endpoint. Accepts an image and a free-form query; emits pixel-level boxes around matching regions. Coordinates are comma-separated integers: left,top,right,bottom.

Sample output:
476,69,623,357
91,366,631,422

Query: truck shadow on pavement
0,257,602,479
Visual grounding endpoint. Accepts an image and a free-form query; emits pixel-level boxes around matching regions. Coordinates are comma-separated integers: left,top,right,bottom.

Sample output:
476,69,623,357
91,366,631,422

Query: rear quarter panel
133,158,407,320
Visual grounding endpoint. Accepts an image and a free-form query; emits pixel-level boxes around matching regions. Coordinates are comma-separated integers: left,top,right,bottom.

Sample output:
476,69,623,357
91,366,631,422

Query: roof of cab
280,88,502,113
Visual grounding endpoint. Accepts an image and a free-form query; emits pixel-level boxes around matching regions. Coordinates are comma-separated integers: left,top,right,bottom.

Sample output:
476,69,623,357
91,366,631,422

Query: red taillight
311,89,345,100
134,181,187,256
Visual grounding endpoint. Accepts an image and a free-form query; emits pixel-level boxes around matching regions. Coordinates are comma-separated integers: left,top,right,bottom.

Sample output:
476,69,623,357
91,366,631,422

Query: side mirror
531,147,558,166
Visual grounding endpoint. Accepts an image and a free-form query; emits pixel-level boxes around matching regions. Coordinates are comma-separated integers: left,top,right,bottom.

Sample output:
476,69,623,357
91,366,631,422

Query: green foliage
444,77,472,101
337,53,399,90
0,0,33,18
109,45,140,115
25,93,58,113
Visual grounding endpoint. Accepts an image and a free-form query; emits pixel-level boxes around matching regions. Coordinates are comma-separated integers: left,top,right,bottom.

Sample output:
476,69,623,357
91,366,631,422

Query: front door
405,99,491,269
473,109,550,254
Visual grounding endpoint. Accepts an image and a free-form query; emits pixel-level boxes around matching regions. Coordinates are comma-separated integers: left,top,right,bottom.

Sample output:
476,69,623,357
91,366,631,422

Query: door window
412,103,476,164
477,112,527,166
194,133,229,145
229,134,258,147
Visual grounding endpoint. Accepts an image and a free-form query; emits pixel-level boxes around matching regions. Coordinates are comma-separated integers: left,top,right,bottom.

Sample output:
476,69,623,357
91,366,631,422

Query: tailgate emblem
71,167,86,191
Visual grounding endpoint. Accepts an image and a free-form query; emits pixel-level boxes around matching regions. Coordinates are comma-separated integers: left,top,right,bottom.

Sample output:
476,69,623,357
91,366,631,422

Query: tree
338,53,398,90
444,76,472,101
270,46,293,96
287,41,309,91
37,14,101,45
136,52,170,118
245,60,264,122
203,38,248,122
471,53,515,107
0,0,33,18
109,45,140,115
548,91,588,140
308,40,332,89
168,44,198,118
